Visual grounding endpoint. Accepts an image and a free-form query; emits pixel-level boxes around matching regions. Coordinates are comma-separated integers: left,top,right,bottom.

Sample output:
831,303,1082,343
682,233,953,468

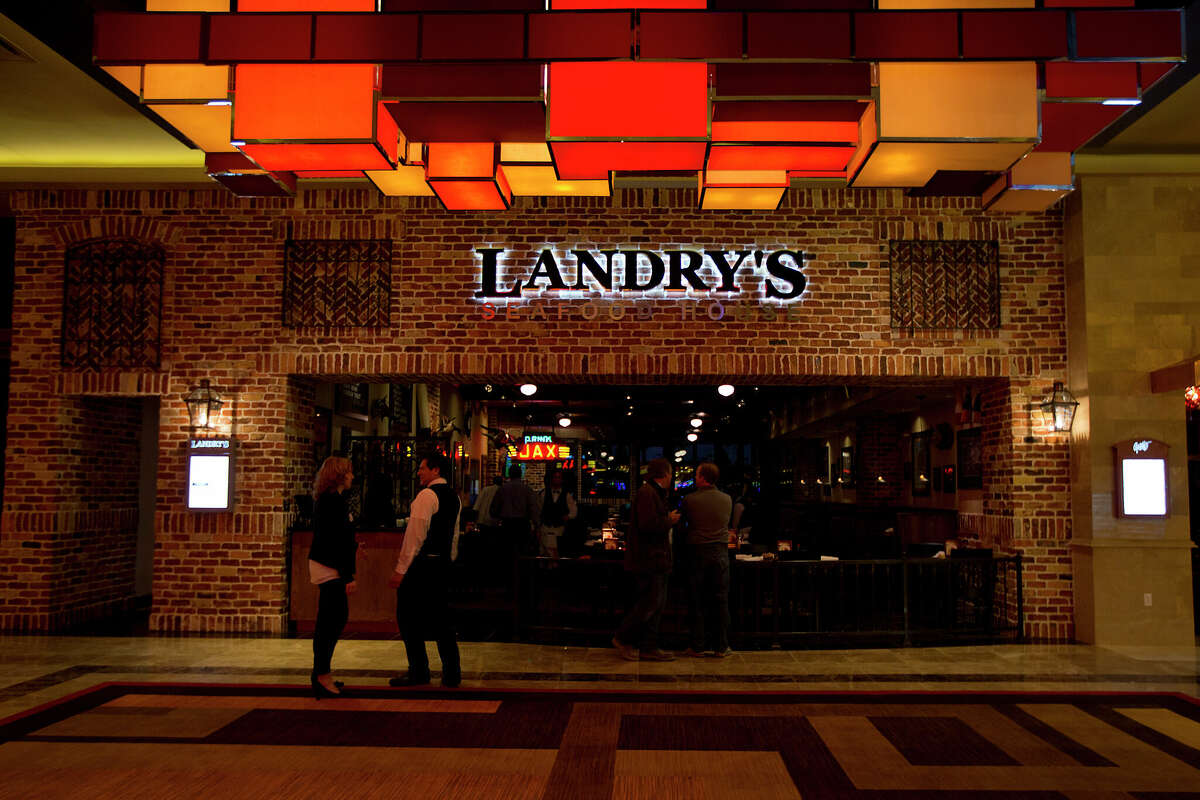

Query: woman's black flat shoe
311,676,341,699
333,680,344,690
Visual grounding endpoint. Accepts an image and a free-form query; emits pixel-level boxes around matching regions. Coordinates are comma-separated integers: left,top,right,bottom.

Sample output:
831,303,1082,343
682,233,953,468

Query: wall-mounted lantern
1039,381,1078,433
184,379,224,434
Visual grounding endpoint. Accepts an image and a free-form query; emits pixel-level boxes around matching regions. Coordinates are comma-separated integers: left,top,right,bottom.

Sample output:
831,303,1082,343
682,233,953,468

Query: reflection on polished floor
1,637,1197,721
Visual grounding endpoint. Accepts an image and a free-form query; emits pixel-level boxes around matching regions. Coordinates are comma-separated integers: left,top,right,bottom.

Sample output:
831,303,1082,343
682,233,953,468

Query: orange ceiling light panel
500,142,553,164
365,164,435,197
550,141,708,180
233,64,397,171
702,170,788,188
146,1,229,9
102,66,143,95
504,166,610,197
134,63,233,154
852,63,1037,188
425,143,496,179
429,167,513,211
141,64,229,103
707,145,856,173
699,186,786,212
424,144,513,210
547,62,709,140
698,168,786,211
402,141,424,166
852,141,1032,188
153,104,236,152
877,62,1039,141
844,101,878,183
982,152,1074,212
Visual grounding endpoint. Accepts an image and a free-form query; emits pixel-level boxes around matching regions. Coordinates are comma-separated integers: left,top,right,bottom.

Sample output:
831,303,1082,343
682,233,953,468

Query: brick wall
0,393,143,630
3,187,1072,638
855,415,906,506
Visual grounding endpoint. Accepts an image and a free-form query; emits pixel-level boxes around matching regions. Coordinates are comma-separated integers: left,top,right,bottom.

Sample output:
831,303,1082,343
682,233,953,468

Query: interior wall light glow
686,432,699,442
689,416,703,428
519,383,538,396
717,384,735,397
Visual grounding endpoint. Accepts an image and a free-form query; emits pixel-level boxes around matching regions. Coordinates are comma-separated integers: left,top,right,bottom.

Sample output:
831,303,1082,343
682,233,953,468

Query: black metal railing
512,555,1023,648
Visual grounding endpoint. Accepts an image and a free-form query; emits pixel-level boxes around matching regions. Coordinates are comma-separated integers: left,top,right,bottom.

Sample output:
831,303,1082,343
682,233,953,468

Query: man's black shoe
388,674,431,687
441,677,462,688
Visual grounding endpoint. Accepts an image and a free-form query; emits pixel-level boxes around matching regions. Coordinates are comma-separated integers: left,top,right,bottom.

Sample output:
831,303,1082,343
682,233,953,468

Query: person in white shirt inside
387,452,462,688
538,468,578,558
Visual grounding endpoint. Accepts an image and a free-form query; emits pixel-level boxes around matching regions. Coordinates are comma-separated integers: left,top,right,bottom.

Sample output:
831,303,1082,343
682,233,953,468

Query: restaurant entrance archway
285,372,1053,647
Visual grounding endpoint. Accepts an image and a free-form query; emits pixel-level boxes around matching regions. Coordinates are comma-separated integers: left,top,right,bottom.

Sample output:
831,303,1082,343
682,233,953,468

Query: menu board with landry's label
188,438,234,511
1112,438,1169,519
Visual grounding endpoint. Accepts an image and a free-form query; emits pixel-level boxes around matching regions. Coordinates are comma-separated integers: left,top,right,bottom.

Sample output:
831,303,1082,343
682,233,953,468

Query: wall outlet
1144,593,1153,607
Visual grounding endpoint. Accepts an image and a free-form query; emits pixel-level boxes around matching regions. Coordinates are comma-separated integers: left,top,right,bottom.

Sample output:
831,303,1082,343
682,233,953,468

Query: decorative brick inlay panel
56,371,172,396
856,416,906,506
6,187,1072,637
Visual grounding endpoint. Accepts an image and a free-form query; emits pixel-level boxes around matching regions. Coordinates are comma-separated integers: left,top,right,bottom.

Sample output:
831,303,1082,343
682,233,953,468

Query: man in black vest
388,452,462,688
538,468,577,558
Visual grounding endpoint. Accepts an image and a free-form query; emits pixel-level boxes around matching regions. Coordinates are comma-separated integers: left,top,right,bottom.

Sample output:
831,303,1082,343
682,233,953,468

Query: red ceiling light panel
548,61,709,180
547,62,709,140
93,4,1185,208
233,64,397,172
425,143,512,211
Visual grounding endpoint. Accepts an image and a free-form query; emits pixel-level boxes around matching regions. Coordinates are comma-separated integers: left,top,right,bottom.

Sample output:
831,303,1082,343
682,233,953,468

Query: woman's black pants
312,579,349,676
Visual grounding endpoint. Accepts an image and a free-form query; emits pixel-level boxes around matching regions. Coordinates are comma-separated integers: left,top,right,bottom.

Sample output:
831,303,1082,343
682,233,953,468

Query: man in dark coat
612,457,680,662
490,464,540,556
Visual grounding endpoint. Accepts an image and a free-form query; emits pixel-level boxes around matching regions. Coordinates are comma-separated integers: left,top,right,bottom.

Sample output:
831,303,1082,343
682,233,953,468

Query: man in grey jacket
680,462,734,657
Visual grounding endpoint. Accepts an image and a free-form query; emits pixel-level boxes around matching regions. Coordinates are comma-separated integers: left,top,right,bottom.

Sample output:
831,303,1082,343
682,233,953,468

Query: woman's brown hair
313,456,352,498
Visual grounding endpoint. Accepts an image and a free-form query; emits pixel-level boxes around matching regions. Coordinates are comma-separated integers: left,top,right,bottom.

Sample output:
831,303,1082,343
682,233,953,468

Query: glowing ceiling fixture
93,4,1184,206
686,432,699,442
689,416,703,428
557,414,572,428
519,383,538,396
717,384,735,397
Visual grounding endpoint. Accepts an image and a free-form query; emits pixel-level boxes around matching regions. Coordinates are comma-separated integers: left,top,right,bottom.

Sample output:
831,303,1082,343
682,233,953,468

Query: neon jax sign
475,247,808,301
508,433,572,461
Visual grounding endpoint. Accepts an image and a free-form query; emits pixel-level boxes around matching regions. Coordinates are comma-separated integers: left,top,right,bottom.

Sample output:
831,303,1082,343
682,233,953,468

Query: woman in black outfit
308,456,359,698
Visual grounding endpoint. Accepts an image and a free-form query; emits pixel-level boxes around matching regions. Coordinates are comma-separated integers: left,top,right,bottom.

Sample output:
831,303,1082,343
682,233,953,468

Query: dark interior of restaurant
290,379,1006,647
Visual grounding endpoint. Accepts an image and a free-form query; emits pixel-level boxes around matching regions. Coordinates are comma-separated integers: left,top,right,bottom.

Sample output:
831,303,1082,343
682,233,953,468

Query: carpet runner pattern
1,683,1199,799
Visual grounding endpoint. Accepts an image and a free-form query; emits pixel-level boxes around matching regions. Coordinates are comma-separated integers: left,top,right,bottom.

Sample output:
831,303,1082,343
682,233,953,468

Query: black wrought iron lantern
184,379,224,433
1039,381,1078,433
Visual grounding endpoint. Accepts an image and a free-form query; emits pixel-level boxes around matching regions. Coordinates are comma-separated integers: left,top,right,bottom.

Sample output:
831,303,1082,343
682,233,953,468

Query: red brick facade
1,187,1072,639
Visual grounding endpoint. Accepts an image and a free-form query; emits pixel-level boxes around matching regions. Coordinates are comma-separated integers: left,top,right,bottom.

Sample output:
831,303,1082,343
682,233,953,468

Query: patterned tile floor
5,680,1200,799
0,636,1197,722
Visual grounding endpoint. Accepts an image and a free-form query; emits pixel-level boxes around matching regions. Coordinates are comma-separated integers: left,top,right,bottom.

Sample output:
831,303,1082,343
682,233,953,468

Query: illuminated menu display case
188,438,235,511
1112,438,1169,519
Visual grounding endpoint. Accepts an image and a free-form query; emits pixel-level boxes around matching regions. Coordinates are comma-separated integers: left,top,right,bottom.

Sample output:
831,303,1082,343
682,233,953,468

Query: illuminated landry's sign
475,247,807,301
